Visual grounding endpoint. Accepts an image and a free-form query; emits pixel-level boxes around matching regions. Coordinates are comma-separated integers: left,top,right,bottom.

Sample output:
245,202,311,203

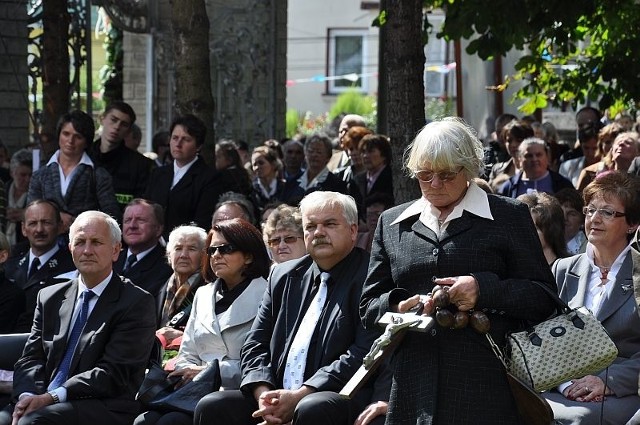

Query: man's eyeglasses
415,167,463,183
206,244,237,256
267,236,301,247
582,206,626,220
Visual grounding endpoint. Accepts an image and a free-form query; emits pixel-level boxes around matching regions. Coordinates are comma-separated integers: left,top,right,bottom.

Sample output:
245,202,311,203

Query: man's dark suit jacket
12,274,156,422
498,169,574,198
240,248,379,401
113,243,172,304
632,230,640,312
4,248,76,333
628,157,640,176
303,171,349,197
144,157,218,239
354,166,394,205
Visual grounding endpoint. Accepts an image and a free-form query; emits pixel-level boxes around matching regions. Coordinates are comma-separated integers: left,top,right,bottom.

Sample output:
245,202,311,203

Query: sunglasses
206,244,237,256
267,236,301,247
415,167,463,183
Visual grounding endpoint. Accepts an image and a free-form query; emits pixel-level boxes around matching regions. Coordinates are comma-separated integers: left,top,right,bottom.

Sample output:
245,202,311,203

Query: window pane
334,35,362,88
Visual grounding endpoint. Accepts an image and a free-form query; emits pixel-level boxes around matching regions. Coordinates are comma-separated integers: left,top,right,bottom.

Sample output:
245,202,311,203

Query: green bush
328,89,376,121
286,108,300,138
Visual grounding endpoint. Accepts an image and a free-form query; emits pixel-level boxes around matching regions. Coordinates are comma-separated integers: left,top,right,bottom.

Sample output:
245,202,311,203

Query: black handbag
137,360,221,414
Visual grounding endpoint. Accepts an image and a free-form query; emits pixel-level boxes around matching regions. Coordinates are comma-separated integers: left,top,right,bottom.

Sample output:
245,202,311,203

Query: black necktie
123,254,137,272
28,257,41,279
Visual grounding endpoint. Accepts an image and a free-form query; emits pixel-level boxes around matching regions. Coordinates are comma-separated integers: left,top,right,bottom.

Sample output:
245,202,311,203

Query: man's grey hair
299,191,358,226
70,211,121,245
517,137,548,157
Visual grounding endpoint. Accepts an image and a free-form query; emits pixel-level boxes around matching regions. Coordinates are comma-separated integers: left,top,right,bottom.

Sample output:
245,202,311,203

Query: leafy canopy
424,0,640,114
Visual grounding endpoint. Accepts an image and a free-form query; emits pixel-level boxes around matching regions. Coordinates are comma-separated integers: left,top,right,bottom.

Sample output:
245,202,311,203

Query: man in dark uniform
4,200,75,333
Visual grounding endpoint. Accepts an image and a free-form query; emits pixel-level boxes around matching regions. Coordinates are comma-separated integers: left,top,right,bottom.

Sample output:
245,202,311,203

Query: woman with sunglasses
134,218,269,425
262,204,306,264
360,117,557,425
542,171,640,425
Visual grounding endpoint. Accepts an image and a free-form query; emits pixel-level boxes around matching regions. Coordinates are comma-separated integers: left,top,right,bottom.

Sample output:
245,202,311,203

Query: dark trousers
194,390,370,425
133,410,192,425
0,400,137,425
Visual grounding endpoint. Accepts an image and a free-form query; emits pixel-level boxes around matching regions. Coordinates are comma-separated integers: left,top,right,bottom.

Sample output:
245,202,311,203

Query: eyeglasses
267,236,301,247
415,167,463,183
582,206,626,220
206,244,237,256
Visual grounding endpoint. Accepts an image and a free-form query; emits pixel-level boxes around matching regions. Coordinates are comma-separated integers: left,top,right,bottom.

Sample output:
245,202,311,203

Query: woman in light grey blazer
134,218,269,425
543,171,640,425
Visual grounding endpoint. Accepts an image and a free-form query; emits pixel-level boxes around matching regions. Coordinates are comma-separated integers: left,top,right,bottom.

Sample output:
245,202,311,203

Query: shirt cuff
557,381,571,395
18,392,34,400
49,386,67,403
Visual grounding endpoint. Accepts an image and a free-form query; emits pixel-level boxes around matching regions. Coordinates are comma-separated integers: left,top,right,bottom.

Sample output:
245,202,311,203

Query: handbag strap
486,333,507,368
529,280,571,315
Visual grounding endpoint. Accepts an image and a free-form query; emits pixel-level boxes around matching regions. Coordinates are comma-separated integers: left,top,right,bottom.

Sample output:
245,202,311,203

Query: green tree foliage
426,0,640,113
99,25,123,106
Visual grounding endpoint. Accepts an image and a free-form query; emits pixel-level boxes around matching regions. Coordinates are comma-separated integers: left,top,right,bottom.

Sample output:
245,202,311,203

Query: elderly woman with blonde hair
262,204,306,264
360,117,557,424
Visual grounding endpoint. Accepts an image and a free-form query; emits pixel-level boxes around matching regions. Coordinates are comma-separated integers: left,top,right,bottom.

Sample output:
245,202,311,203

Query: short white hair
299,191,358,226
405,117,484,180
517,137,547,157
166,225,207,260
70,210,121,245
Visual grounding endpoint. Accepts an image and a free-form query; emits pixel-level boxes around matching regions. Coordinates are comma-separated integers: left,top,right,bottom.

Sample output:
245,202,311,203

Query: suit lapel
597,253,633,322
439,212,474,243
171,158,201,193
216,278,265,333
63,165,87,205
632,235,640,308
410,217,438,244
68,275,120,372
51,282,78,368
46,164,64,200
15,255,30,289
565,257,590,310
312,272,350,367
277,267,314,374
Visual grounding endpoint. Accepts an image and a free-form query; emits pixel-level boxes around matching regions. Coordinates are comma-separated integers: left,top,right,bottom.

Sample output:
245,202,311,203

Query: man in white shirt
0,211,156,425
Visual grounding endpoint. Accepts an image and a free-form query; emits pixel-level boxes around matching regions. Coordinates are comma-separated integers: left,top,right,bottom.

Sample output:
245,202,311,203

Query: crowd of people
0,102,639,425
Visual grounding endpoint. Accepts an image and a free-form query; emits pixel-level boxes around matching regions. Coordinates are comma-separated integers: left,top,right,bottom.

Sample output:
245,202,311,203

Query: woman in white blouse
543,171,640,425
134,218,269,425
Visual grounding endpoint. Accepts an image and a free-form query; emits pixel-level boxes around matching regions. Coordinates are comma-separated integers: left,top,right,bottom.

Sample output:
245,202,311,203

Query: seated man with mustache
194,191,389,425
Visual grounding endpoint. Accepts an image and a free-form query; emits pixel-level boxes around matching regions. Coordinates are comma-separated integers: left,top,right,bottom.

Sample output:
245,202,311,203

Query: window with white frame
327,28,368,94
423,14,455,98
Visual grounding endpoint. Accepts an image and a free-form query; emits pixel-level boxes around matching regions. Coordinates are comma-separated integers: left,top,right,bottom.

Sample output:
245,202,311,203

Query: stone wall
0,0,29,152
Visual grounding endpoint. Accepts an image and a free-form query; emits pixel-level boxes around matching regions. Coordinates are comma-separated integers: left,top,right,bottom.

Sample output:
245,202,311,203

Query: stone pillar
207,0,287,145
0,0,29,152
122,0,287,149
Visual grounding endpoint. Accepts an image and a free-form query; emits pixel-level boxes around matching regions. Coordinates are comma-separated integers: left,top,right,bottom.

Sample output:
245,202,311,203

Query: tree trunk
42,0,70,140
171,0,216,154
380,0,425,204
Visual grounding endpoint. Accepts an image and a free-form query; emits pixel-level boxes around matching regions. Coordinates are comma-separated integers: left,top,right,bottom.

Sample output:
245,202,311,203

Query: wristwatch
47,391,60,404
